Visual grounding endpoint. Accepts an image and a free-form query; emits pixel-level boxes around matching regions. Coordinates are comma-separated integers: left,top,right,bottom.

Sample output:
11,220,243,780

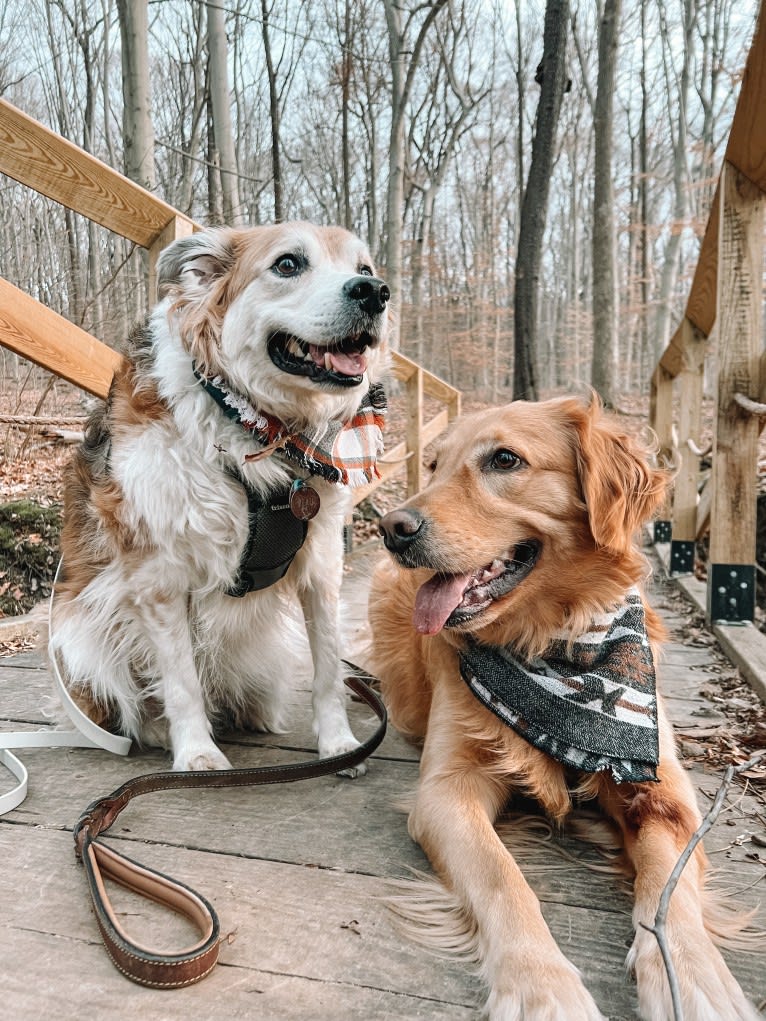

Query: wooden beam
658,324,686,379
671,320,706,544
707,160,763,621
0,99,194,249
725,3,766,194
148,215,196,302
0,279,124,399
685,182,720,339
392,351,460,404
405,366,424,496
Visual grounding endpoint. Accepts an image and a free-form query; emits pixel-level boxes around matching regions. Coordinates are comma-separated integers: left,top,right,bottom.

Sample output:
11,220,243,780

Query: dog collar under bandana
193,367,386,486
459,591,659,783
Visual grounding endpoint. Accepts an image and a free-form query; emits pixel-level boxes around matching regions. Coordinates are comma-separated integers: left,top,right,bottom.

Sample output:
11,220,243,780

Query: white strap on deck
0,560,131,816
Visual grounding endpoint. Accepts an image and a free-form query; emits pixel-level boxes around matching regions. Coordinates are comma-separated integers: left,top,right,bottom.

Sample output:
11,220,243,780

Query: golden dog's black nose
379,508,424,553
345,275,390,315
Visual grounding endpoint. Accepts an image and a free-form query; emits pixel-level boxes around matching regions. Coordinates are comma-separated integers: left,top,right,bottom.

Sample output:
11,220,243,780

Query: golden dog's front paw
629,927,761,1021
487,957,606,1021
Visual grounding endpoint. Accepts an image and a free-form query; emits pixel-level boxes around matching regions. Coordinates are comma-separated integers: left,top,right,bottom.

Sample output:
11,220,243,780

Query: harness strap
73,670,386,988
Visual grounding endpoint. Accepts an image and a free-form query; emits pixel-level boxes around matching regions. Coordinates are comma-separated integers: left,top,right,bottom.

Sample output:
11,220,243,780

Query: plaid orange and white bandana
194,368,386,487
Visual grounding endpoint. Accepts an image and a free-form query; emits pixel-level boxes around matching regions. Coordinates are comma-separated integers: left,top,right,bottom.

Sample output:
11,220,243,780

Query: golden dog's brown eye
489,449,522,471
273,254,302,277
359,264,373,276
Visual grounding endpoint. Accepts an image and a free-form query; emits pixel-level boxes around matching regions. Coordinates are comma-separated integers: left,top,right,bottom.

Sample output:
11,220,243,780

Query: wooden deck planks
1,550,764,1020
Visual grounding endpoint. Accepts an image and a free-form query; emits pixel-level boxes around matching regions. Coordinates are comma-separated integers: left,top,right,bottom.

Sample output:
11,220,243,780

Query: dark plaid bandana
193,367,386,486
459,591,659,783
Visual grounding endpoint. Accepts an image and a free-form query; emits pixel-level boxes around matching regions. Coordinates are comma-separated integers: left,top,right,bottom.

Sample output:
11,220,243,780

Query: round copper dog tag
289,480,320,520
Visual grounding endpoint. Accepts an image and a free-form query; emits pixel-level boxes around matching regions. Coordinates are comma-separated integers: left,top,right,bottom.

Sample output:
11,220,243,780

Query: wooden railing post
406,365,424,496
707,160,764,623
148,215,195,303
649,365,674,542
670,318,706,574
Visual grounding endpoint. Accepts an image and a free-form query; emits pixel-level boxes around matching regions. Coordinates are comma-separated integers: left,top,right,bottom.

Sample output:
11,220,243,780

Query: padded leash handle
73,672,387,989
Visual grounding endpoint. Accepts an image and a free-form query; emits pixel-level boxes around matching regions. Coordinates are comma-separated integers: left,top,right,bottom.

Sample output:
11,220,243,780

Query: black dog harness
227,477,315,596
193,367,386,598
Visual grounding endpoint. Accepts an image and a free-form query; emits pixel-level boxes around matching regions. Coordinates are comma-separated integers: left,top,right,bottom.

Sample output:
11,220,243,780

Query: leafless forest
0,0,757,402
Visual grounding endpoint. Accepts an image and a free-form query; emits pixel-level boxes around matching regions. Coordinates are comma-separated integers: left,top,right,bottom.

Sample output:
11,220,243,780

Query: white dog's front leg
137,593,231,772
299,581,365,776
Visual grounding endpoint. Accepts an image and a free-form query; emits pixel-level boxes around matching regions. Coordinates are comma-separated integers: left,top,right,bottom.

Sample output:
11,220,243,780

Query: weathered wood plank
405,365,424,496
0,278,124,399
708,162,763,569
725,4,766,194
685,181,720,339
0,922,477,1021
0,98,194,249
672,320,706,543
0,825,480,1010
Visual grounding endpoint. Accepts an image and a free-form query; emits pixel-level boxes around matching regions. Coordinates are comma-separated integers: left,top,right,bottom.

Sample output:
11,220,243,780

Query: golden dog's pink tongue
413,573,471,635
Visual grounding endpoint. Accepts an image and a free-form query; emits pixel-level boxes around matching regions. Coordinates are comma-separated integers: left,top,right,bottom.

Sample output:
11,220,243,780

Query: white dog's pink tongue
413,573,471,635
310,345,367,377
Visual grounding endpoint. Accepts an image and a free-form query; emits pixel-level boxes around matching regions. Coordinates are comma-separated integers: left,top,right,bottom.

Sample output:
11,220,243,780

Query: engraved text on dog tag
289,479,320,520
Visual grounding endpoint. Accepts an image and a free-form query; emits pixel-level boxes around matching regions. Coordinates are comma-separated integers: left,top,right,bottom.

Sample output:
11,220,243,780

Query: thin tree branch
641,750,766,1021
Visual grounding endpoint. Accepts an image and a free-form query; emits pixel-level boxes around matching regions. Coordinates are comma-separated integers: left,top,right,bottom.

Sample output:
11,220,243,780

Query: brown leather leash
72,670,387,989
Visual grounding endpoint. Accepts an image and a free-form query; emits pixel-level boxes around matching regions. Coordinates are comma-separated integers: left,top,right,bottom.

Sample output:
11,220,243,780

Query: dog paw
318,735,368,778
629,927,761,1021
487,958,606,1021
173,744,232,772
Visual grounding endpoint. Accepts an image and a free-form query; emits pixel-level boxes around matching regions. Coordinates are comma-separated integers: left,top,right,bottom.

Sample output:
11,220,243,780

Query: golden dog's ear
568,395,667,554
156,228,238,373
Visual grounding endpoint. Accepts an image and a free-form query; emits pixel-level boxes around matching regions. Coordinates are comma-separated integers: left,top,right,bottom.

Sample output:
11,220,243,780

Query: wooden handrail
0,279,125,400
0,99,193,248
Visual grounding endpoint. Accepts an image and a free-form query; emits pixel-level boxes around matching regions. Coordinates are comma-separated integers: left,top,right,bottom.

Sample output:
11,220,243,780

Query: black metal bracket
654,520,672,543
707,563,755,623
670,540,695,576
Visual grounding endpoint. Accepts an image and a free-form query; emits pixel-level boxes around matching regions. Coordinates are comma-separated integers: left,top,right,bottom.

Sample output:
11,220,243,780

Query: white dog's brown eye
359,264,373,276
273,254,302,277
489,449,522,471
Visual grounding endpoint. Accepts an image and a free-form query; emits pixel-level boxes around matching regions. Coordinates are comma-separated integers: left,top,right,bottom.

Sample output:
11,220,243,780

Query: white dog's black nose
344,275,391,316
379,508,424,553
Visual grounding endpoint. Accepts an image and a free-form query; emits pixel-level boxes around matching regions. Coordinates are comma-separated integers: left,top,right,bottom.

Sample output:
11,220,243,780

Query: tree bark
260,0,283,222
116,0,155,191
382,0,448,349
208,0,243,225
513,0,570,400
590,0,622,406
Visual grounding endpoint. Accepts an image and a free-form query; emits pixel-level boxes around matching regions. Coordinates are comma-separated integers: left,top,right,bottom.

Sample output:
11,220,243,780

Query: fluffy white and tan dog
51,222,389,772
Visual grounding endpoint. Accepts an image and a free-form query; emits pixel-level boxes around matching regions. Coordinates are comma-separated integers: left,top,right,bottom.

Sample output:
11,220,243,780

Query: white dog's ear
156,229,236,299
156,229,238,373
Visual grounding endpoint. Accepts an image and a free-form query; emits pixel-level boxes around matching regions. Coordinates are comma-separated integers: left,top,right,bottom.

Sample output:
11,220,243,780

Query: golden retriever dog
51,223,389,773
369,396,759,1021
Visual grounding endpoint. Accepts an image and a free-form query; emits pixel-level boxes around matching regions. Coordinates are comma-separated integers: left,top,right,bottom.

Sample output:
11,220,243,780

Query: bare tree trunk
653,0,694,358
513,0,570,400
260,0,283,222
116,0,155,190
206,86,224,224
639,0,650,385
382,0,447,349
208,0,243,225
591,0,622,406
340,0,352,230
